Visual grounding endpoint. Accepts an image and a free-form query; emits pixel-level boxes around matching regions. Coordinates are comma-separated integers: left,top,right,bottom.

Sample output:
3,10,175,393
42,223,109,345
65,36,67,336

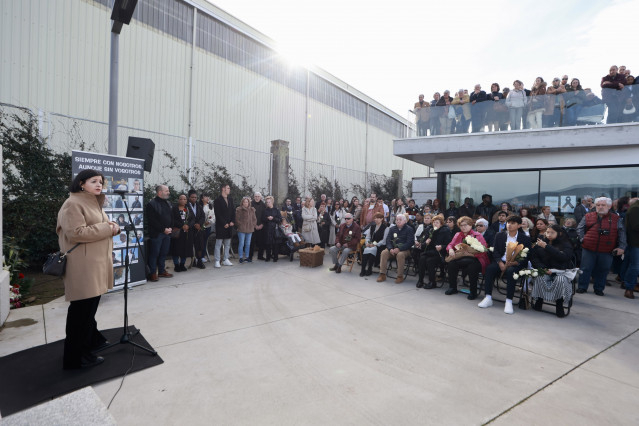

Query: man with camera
577,197,626,296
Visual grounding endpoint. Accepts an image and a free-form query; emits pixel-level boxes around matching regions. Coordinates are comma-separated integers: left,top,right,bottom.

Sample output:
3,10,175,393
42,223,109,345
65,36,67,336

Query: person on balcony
451,89,471,134
564,78,586,126
470,84,488,133
601,65,626,123
486,83,506,132
506,80,527,130
414,94,431,136
526,77,547,129
545,77,566,127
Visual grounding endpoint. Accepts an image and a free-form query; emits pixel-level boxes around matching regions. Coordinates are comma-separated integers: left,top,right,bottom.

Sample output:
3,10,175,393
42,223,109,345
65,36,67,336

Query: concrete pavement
1,253,638,425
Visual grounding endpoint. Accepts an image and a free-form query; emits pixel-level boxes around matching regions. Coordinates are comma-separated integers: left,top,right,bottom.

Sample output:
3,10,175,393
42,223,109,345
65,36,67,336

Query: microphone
113,189,128,197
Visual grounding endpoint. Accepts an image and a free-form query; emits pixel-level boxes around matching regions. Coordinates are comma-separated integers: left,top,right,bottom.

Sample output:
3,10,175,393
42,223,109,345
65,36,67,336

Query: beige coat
56,191,114,302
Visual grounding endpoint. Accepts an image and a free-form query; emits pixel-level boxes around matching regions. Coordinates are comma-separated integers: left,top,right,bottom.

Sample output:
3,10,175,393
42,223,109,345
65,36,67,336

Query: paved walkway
1,254,638,425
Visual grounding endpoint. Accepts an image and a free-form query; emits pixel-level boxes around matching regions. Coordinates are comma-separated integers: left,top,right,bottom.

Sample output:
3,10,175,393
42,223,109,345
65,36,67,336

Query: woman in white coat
301,198,321,245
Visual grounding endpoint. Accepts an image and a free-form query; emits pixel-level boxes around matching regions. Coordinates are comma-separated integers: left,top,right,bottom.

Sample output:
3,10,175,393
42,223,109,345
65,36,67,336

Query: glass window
540,167,639,214
445,171,540,212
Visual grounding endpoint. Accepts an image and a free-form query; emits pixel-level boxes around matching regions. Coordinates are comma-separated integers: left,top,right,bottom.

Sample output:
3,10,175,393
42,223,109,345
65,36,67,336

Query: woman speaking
57,169,120,369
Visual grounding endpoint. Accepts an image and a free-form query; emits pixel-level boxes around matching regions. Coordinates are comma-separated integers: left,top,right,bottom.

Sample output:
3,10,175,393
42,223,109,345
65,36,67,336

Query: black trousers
419,252,444,283
484,262,520,299
250,228,266,259
191,228,205,258
265,243,279,261
63,295,106,369
447,257,482,294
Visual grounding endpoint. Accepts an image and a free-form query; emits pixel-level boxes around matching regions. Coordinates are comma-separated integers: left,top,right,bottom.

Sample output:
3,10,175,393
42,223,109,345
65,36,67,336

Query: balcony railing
410,87,636,136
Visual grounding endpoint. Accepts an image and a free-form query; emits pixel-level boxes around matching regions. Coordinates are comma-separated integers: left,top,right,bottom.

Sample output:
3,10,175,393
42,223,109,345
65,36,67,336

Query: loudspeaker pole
108,30,119,156
107,0,138,156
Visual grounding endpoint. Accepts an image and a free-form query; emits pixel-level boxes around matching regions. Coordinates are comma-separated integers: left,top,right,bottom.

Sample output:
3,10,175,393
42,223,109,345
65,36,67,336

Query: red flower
18,273,25,279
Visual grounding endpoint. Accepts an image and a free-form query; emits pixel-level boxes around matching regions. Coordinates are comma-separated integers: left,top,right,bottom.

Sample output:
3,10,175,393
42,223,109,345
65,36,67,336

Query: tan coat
56,191,114,302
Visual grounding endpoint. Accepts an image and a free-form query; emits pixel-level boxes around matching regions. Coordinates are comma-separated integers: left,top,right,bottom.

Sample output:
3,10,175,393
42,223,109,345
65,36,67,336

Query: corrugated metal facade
0,0,426,189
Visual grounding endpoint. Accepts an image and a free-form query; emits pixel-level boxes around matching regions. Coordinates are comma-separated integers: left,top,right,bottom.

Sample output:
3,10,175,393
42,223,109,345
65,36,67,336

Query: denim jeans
578,249,613,292
147,233,171,274
215,238,231,262
237,232,253,259
509,107,524,130
622,246,639,290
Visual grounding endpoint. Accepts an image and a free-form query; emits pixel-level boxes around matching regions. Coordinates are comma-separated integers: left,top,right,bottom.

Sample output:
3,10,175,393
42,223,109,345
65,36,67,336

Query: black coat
262,207,282,245
214,196,236,239
424,226,452,257
481,228,496,248
146,196,173,238
530,238,574,270
170,205,194,258
491,230,532,267
317,211,331,245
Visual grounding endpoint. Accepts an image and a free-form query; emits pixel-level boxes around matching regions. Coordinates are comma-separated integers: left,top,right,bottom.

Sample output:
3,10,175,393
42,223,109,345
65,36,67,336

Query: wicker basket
299,248,324,268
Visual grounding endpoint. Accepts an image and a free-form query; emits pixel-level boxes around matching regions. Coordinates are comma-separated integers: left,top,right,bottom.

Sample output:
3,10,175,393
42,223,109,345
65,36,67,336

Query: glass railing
411,87,637,136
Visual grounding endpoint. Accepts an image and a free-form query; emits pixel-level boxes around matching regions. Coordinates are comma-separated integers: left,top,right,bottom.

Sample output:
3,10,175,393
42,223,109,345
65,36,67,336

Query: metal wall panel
1,0,426,186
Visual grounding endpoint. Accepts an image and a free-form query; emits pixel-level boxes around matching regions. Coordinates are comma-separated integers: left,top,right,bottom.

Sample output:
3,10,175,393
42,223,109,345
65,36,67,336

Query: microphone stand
96,191,157,356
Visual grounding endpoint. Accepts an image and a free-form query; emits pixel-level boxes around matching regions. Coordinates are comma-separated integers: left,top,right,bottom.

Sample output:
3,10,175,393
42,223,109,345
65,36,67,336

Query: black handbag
274,225,286,242
42,243,81,277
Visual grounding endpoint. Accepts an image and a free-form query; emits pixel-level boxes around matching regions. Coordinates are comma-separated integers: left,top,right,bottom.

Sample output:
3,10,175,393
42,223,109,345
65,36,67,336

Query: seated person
521,217,534,236
360,213,389,276
537,206,557,225
531,218,549,241
478,216,532,314
530,224,575,317
413,213,433,266
445,216,489,300
491,202,513,224
490,211,509,234
563,218,581,266
417,215,452,289
280,216,301,244
475,218,495,250
446,216,460,235
328,213,361,273
376,214,416,284
405,199,419,227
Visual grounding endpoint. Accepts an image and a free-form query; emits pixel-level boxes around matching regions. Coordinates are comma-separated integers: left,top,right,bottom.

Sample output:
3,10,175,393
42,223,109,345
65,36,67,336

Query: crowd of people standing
413,65,638,136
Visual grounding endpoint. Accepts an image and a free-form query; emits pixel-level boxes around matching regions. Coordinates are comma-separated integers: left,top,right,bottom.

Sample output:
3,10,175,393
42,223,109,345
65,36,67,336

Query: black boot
533,298,543,311
366,256,374,276
360,254,369,277
555,298,565,318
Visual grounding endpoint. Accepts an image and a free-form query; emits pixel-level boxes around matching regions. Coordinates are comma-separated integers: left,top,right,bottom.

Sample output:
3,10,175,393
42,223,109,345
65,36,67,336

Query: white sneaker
478,296,493,308
223,259,233,266
214,261,221,268
201,258,208,263
504,299,514,315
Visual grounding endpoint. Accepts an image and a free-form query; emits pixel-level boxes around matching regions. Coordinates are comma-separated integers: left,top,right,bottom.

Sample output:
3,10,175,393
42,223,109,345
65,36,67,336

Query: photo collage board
72,150,146,289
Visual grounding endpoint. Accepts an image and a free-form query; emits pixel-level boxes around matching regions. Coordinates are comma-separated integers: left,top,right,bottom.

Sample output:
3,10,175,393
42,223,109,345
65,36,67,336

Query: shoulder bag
43,243,81,276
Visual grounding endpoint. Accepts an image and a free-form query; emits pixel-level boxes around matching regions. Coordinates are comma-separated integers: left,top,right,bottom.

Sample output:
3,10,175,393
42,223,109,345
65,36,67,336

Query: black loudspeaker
126,137,155,173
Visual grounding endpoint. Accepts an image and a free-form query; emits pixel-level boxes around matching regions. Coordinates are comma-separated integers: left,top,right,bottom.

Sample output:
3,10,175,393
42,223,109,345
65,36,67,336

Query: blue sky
208,0,638,119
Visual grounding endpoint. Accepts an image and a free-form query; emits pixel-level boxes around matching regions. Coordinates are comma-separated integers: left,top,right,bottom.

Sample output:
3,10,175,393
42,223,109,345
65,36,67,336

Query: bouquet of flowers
445,235,485,262
513,267,548,280
505,242,528,264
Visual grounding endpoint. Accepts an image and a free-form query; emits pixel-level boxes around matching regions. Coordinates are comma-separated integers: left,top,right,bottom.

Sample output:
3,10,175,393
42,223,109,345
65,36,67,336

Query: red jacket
336,222,361,250
582,212,619,253
446,230,490,273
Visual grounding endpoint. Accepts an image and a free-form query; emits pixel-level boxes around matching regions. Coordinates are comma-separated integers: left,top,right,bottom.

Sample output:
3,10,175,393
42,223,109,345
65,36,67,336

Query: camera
598,229,610,236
